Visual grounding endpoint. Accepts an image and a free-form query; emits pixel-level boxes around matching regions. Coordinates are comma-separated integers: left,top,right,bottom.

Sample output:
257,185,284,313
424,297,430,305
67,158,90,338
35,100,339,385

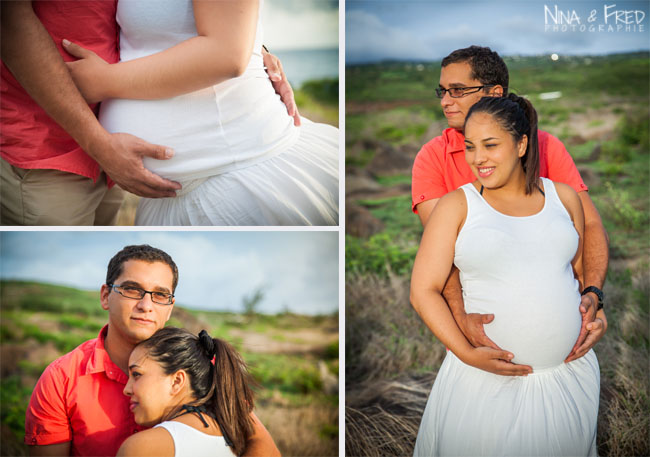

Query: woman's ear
170,370,188,396
518,135,528,158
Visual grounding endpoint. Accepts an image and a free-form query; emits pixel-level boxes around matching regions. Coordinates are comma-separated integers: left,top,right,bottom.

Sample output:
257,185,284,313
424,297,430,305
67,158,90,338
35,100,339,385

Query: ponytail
465,93,540,195
205,335,255,456
139,327,256,456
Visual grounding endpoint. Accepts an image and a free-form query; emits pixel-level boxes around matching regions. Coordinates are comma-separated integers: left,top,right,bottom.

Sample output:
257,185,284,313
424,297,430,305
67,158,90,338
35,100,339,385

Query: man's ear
100,284,111,311
488,85,504,97
170,370,188,396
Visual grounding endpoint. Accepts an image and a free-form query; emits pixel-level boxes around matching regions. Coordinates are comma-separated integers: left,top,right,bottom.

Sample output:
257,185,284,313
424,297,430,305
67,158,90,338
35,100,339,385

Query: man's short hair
442,46,509,94
106,245,179,292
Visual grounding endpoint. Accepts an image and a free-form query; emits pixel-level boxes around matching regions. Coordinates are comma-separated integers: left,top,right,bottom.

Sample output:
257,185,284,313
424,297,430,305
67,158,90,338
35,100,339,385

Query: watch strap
581,286,604,310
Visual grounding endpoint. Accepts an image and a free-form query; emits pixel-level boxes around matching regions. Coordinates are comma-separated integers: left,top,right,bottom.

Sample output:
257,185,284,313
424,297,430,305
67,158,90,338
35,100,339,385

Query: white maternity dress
99,0,338,226
413,178,600,457
154,421,235,457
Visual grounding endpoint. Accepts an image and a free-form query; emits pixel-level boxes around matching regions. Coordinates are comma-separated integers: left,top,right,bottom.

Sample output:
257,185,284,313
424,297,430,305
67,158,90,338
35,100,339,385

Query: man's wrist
581,286,604,310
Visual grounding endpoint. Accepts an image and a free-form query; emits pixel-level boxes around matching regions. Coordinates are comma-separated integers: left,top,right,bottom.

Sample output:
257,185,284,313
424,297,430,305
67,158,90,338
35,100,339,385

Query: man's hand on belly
89,132,182,198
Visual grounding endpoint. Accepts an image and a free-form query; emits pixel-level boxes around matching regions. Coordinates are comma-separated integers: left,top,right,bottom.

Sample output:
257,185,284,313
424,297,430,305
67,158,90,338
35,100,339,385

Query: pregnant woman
410,94,600,456
64,0,338,226
118,327,266,457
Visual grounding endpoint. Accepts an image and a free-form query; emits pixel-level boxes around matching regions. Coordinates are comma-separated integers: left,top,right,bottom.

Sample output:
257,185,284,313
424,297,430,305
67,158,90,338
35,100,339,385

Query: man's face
439,62,499,131
101,260,175,346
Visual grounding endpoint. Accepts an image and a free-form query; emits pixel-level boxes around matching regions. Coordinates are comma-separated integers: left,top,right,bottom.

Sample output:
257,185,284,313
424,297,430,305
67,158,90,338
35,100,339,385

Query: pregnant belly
98,76,296,182
468,291,582,370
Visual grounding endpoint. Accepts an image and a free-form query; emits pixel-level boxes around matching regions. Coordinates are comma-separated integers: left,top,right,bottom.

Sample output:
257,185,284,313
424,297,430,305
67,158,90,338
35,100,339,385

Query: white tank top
455,178,582,370
98,0,298,189
154,421,235,457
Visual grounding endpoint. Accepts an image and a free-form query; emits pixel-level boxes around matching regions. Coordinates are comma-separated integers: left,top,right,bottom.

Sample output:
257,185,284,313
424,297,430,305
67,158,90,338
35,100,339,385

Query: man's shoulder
42,337,98,380
537,129,564,149
417,128,460,162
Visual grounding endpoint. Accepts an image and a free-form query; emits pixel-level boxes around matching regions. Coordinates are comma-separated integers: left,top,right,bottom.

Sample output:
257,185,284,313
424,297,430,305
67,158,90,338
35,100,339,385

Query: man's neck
104,326,137,374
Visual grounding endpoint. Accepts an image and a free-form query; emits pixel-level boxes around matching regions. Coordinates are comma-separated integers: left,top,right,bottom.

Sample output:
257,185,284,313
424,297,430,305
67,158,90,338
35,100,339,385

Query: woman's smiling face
123,345,175,427
464,112,527,190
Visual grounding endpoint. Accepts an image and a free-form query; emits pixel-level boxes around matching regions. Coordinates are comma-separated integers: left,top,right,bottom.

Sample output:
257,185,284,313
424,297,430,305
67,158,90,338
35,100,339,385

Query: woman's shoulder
436,187,468,214
117,427,174,457
547,179,583,218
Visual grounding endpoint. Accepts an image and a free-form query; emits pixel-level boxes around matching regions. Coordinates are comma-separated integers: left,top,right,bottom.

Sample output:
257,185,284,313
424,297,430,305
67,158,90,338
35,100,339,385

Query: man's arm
1,1,180,198
416,198,499,348
243,412,280,457
28,442,70,457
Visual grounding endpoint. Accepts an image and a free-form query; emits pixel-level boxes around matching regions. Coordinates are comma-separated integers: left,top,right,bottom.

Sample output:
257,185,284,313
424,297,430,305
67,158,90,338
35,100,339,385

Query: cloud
346,10,434,62
0,232,338,315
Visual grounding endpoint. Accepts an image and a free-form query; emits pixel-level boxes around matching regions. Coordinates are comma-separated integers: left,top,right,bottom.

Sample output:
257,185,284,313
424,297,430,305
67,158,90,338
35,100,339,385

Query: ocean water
272,48,338,89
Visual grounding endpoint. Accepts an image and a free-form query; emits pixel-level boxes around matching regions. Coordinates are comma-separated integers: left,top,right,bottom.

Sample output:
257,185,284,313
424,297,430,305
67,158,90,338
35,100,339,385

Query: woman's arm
66,0,259,102
410,190,532,376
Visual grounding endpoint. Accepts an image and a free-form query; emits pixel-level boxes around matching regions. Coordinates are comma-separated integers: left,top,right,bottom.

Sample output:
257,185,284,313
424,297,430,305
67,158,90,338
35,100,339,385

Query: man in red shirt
25,244,280,456
411,46,608,367
0,1,299,225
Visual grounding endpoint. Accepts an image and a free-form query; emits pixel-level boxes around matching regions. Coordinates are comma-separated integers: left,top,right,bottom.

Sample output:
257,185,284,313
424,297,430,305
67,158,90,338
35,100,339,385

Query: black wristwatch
581,286,604,310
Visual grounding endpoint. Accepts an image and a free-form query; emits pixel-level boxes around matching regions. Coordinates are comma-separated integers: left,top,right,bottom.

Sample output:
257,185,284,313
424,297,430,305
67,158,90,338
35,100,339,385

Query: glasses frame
435,85,494,99
108,283,174,305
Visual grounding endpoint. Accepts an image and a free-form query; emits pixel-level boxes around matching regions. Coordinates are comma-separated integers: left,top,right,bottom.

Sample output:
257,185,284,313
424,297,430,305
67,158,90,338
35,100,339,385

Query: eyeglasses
435,85,493,99
108,284,174,305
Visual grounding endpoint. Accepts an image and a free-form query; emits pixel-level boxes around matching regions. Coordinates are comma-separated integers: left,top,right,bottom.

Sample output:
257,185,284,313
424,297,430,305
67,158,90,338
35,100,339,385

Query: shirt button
32,438,37,444
420,195,425,200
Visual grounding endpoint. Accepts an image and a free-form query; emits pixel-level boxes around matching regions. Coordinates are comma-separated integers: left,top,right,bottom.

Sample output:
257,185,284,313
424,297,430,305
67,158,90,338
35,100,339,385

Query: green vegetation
0,281,338,456
346,52,649,456
295,77,339,126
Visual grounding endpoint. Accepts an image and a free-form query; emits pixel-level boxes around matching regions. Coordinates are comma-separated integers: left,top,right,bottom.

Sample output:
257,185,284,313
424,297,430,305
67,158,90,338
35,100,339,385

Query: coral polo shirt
25,325,146,456
1,1,118,183
411,127,588,211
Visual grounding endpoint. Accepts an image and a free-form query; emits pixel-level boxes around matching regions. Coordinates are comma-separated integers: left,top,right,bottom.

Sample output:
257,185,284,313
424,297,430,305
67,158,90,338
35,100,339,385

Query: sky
0,231,338,316
263,0,338,50
346,0,649,63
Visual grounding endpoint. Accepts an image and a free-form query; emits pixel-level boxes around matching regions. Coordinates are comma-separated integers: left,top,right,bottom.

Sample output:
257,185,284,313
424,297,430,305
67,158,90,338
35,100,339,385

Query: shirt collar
444,127,466,154
84,324,128,384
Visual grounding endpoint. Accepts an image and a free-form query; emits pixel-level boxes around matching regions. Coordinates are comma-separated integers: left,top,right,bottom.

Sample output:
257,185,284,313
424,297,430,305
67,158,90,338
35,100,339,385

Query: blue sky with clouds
346,0,649,63
0,231,338,315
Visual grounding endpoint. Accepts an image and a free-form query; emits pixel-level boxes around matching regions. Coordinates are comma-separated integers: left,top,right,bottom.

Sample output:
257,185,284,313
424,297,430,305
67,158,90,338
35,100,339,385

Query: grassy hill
0,280,338,456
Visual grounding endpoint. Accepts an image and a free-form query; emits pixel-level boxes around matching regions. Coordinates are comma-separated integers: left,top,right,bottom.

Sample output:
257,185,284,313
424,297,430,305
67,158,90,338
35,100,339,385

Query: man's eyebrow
117,280,170,293
448,83,468,88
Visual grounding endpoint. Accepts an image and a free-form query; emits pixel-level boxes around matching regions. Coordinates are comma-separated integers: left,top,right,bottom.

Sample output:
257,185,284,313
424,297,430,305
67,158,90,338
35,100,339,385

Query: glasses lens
119,286,145,299
435,88,444,98
152,292,172,305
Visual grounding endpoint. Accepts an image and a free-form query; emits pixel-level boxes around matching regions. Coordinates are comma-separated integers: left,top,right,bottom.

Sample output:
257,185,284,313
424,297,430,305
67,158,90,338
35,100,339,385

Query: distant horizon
346,49,650,66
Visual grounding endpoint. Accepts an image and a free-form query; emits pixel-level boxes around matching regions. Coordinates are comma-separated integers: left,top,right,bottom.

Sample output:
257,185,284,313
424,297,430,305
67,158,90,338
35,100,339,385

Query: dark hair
442,46,509,95
138,327,255,456
106,245,179,292
464,94,540,195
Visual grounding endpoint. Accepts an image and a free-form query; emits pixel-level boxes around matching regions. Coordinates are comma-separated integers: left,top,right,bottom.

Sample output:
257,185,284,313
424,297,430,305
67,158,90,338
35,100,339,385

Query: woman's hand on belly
462,346,533,376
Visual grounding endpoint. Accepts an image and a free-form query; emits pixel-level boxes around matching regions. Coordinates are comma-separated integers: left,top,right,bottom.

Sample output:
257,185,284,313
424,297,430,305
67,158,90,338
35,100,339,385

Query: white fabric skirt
413,350,600,457
135,118,339,226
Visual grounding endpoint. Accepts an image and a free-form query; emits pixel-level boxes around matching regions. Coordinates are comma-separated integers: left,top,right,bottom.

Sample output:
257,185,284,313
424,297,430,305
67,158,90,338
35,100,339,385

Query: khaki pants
0,159,124,226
